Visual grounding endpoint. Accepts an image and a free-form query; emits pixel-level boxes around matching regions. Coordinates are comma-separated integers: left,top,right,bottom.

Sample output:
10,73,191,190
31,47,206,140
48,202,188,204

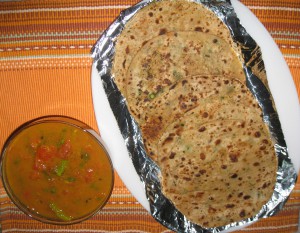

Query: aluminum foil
91,0,298,232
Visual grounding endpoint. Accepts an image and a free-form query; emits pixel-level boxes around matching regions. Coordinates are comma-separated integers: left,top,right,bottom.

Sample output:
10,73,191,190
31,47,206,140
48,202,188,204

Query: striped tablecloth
0,0,299,232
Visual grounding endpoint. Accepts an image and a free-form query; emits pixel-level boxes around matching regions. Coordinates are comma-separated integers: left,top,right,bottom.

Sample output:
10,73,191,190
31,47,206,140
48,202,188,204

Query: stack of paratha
112,0,278,228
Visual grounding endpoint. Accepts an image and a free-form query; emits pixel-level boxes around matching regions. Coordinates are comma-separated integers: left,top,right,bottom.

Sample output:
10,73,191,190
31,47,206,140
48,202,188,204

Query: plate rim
91,0,300,231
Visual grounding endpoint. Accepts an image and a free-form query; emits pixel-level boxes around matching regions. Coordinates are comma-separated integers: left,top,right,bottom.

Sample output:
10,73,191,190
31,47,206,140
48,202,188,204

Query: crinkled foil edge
91,0,298,232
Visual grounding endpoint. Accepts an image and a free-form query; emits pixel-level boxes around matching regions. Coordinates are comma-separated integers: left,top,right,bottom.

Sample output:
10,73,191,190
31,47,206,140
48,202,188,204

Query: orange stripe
280,48,300,56
289,66,300,99
258,22,300,34
0,63,96,147
0,21,110,33
250,15,300,24
276,39,300,45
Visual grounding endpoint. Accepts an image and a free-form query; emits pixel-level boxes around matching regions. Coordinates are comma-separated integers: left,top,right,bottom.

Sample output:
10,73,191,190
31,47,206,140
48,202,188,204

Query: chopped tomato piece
34,158,47,171
34,145,57,171
36,145,57,161
58,139,72,158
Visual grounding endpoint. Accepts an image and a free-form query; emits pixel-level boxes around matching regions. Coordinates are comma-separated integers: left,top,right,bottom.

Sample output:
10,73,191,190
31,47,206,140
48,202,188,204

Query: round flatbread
124,30,245,162
112,0,278,229
157,92,277,227
112,0,242,96
131,75,258,162
159,118,276,228
126,31,244,103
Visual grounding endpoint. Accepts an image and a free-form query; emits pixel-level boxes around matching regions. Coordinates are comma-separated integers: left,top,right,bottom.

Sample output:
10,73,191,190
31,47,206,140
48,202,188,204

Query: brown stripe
0,0,138,10
0,9,124,23
260,22,300,33
241,0,300,8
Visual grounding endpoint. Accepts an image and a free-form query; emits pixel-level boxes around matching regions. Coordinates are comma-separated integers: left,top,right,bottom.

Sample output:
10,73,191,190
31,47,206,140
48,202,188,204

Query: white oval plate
91,0,300,231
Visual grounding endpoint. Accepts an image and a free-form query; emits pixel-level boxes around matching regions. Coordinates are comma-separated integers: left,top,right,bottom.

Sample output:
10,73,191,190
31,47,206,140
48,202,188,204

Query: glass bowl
0,115,114,225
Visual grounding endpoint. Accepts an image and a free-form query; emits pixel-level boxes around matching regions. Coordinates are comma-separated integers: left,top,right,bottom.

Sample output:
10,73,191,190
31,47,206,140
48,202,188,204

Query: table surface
0,0,299,232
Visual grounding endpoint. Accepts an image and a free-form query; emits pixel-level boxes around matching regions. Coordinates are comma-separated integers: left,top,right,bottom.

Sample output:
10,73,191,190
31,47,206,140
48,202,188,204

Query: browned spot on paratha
112,0,277,228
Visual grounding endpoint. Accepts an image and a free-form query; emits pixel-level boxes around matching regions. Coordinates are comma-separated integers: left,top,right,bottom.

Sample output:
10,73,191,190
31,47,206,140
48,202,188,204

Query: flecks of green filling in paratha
112,0,277,228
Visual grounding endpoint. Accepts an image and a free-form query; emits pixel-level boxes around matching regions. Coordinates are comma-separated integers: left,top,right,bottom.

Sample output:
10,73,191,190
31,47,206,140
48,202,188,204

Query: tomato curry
1,121,114,223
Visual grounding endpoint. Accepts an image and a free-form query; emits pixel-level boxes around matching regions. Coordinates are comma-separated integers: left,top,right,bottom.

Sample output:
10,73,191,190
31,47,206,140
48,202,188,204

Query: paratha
125,31,245,161
129,74,258,162
157,82,277,227
112,0,243,96
126,31,245,106
112,0,278,229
